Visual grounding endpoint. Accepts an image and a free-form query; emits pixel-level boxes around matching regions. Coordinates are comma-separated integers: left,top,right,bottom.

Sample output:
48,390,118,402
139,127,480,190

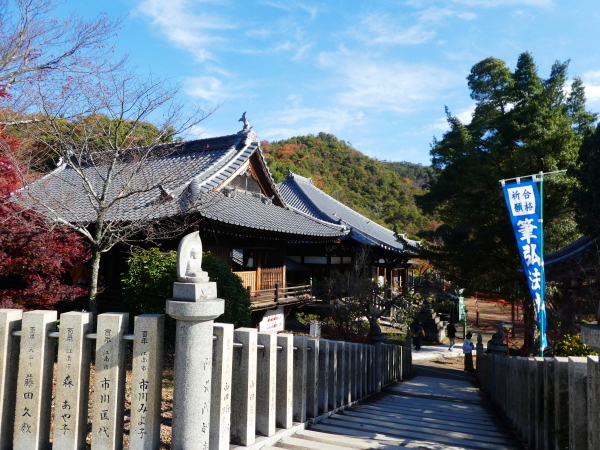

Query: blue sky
63,0,600,166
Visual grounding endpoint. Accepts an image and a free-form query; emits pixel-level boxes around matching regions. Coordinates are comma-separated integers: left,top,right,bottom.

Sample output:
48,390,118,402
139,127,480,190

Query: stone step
343,408,509,438
328,412,519,447
318,415,521,450
353,404,504,431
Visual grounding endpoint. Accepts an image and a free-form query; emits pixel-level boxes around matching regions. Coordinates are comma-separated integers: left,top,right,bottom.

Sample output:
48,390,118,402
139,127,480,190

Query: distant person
463,332,475,372
447,321,457,351
412,320,425,351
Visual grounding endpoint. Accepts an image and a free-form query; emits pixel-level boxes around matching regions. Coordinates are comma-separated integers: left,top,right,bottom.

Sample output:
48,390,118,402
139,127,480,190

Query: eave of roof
277,172,419,254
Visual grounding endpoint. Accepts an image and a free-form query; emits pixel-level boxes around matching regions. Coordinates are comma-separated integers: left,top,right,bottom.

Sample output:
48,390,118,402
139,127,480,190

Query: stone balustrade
476,344,599,450
0,309,410,449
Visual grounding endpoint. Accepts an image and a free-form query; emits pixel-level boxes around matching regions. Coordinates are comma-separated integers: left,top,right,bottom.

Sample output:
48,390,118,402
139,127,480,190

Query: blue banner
502,180,547,350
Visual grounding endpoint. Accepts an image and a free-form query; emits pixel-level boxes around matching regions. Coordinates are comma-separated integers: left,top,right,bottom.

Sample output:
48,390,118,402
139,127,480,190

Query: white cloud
429,105,475,134
136,0,236,62
317,51,460,113
260,107,365,140
261,1,321,20
358,12,435,46
407,0,552,7
582,71,600,104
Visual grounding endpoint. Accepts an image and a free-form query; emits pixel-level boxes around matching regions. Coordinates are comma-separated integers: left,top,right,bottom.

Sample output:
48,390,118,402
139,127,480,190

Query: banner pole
538,171,545,357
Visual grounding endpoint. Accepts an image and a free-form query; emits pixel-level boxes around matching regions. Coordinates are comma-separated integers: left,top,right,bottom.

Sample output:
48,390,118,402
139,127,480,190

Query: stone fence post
166,275,224,449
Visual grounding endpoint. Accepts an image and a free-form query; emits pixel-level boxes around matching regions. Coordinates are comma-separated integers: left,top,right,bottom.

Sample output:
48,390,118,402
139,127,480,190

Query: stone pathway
263,367,522,450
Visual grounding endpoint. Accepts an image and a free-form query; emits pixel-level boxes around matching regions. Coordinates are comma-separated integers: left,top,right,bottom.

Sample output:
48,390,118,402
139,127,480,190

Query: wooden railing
248,283,312,308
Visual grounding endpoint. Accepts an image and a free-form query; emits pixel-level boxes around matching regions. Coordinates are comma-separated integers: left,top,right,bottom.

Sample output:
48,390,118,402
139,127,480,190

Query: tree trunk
88,248,101,317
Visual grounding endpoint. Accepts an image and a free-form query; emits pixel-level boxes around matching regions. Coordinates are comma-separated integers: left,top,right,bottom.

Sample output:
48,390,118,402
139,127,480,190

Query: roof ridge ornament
238,112,252,134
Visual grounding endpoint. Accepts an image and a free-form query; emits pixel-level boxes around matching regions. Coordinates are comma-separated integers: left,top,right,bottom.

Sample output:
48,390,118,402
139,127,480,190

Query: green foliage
261,133,438,235
122,248,177,315
121,248,251,333
573,124,600,238
552,334,597,357
202,253,251,328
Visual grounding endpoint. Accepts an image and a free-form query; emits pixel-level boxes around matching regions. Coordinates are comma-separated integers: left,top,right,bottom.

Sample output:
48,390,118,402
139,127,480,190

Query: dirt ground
427,294,525,370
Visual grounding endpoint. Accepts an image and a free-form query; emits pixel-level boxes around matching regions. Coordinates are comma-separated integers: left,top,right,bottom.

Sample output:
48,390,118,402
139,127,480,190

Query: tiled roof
545,236,597,272
277,172,420,253
17,131,347,238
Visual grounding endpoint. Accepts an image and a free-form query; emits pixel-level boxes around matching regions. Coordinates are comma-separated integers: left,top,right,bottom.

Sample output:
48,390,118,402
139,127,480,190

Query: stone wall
0,309,410,449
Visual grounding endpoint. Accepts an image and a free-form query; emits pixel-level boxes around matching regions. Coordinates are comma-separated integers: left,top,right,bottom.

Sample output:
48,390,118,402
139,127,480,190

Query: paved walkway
265,358,523,450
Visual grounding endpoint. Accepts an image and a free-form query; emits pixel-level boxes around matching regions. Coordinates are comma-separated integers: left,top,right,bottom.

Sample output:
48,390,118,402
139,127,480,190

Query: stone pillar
534,357,545,450
306,338,319,419
587,356,600,450
210,323,233,450
52,311,93,450
357,344,364,397
403,334,412,377
568,356,588,450
130,314,164,450
13,310,56,450
231,328,257,446
516,357,527,441
92,312,129,450
276,334,294,429
374,342,383,392
0,309,22,450
345,342,352,404
543,358,555,450
167,280,224,450
337,342,345,405
507,357,517,427
318,339,329,414
554,357,569,450
256,331,277,437
293,336,308,422
328,341,338,410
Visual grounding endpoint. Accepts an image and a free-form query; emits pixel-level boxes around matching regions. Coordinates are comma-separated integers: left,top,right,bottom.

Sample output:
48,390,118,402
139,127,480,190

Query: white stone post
318,339,329,414
53,311,93,450
256,332,277,437
91,312,129,450
0,309,22,450
587,356,600,450
210,323,233,450
13,310,56,450
167,231,225,450
130,314,165,450
167,290,223,450
276,334,293,429
328,341,338,410
568,356,588,450
293,336,308,422
306,338,319,419
231,328,257,446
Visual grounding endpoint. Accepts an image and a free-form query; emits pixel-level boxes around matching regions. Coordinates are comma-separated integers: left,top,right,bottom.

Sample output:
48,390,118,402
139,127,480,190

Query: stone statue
177,231,209,283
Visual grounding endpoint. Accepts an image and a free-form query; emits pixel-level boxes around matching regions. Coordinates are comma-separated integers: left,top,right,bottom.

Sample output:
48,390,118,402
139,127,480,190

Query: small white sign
259,313,284,332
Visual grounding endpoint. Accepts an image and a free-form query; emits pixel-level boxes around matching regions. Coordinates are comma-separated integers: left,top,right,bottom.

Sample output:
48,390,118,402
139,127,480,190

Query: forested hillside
261,133,437,236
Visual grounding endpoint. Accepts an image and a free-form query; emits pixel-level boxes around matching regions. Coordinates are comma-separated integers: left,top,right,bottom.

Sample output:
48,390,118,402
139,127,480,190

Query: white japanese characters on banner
502,180,547,349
